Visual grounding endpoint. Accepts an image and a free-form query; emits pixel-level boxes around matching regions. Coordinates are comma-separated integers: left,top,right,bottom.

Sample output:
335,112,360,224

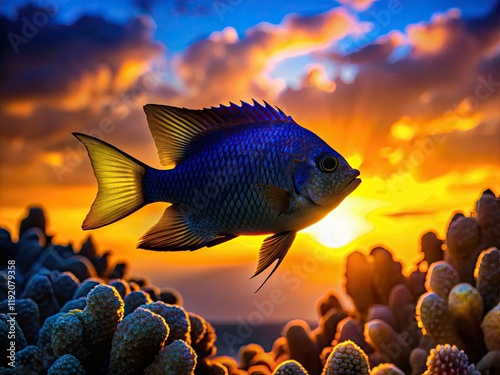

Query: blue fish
74,101,361,290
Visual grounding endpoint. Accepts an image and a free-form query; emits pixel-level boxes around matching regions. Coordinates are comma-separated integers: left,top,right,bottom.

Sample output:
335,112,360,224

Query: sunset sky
0,0,499,322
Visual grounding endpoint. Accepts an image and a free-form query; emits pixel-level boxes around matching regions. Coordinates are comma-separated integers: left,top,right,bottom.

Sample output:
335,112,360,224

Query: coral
72,278,103,299
192,320,217,359
51,313,86,360
322,340,370,375
407,270,426,301
159,287,183,305
189,312,208,345
447,283,485,357
142,284,161,301
313,308,348,351
52,272,80,307
481,302,500,351
418,231,444,267
345,251,376,319
283,320,322,375
415,292,464,347
109,262,128,279
476,350,500,372
425,261,460,300
474,189,500,250
364,319,410,372
144,339,197,375
334,318,373,356
370,247,407,305
20,274,59,323
124,290,152,316
369,363,405,375
47,354,86,375
60,297,86,313
445,216,482,284
109,307,168,375
0,298,39,345
19,206,47,239
80,284,124,351
409,348,427,375
423,344,479,375
272,360,308,375
108,279,131,299
142,301,191,344
0,228,17,268
78,236,98,263
14,345,47,375
367,305,396,331
37,313,62,365
61,255,98,282
475,247,500,312
315,292,342,318
16,236,43,274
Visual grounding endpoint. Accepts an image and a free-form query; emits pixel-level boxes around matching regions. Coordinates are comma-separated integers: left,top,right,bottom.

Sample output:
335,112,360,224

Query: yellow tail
73,133,147,230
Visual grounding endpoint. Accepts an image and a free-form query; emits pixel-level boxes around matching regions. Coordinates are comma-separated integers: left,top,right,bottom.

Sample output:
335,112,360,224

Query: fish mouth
339,170,361,195
323,171,361,208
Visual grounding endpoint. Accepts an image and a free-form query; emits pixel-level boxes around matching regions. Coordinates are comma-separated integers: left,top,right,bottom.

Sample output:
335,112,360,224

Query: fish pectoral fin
251,231,296,292
256,184,291,214
137,205,216,251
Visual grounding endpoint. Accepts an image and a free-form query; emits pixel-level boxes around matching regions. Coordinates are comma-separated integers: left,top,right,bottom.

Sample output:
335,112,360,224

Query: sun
303,196,385,249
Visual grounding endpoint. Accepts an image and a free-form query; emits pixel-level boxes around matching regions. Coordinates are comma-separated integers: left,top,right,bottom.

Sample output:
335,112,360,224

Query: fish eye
316,154,339,173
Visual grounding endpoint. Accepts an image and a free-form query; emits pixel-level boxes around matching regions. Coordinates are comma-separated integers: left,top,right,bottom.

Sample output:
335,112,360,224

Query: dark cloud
0,5,164,112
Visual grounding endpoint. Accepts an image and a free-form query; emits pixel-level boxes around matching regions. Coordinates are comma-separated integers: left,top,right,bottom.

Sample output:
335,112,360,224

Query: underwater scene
0,0,499,374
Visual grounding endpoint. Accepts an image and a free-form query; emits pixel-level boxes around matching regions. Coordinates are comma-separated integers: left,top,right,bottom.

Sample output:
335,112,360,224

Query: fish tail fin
73,133,147,230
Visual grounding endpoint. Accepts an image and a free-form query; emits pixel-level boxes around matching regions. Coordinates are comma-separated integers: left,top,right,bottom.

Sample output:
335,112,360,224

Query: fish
73,100,361,291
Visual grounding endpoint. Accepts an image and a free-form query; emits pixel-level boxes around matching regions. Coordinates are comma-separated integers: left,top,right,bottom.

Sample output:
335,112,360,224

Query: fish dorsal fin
143,100,293,166
251,231,296,292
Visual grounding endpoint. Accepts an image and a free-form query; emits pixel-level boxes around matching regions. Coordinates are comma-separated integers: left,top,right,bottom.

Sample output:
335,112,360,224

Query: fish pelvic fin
138,205,236,251
252,231,296,292
73,133,147,230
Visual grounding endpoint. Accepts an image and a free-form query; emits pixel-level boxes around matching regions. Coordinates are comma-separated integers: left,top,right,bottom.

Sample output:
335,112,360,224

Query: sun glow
304,196,387,249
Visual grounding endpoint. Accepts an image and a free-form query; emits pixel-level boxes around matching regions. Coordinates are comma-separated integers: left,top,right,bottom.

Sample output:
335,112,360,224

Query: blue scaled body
74,101,361,290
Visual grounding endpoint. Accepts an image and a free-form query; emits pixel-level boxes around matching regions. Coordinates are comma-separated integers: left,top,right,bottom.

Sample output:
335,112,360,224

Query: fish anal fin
138,205,217,251
252,231,296,292
257,184,291,214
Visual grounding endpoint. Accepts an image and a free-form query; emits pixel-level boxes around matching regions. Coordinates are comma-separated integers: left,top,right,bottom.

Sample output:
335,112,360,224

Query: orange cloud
338,0,376,12
172,8,369,104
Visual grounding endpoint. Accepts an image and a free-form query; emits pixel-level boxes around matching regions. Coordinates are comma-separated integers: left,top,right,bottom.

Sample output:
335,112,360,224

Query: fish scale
74,100,361,290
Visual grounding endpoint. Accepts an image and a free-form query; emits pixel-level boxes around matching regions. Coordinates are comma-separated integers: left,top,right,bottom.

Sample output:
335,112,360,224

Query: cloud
172,8,369,104
0,5,164,115
338,0,376,12
274,5,500,181
0,5,169,190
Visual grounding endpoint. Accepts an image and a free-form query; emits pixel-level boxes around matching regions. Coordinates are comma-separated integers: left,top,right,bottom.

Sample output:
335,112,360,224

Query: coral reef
0,189,498,374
